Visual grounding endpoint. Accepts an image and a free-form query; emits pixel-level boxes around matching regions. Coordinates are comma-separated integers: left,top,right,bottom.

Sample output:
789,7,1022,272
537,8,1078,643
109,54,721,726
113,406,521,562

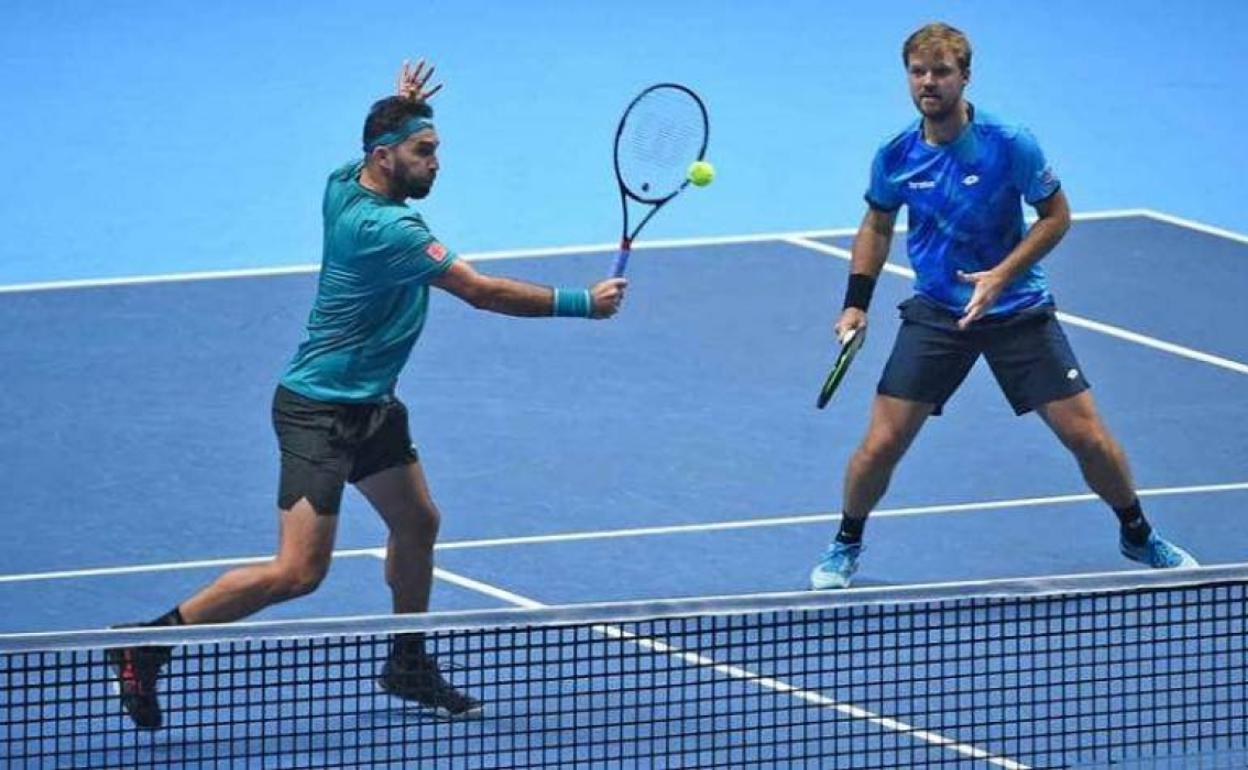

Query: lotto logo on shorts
426,242,448,262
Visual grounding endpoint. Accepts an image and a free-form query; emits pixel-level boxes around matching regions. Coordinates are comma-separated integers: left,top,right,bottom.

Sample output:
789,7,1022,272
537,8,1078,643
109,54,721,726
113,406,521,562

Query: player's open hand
396,58,443,102
589,278,628,319
834,308,867,343
956,269,1006,329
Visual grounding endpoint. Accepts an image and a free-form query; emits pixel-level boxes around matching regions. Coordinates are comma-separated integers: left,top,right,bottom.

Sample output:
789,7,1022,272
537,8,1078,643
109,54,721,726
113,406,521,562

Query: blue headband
363,116,435,153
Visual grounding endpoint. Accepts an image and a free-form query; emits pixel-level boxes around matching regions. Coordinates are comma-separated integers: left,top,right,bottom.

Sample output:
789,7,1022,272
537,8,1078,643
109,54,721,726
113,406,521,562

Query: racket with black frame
609,83,709,277
816,327,866,409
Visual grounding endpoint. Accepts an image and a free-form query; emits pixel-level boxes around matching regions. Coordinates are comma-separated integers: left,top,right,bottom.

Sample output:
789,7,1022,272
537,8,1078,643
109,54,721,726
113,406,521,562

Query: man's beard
405,178,432,199
916,93,957,120
397,168,433,200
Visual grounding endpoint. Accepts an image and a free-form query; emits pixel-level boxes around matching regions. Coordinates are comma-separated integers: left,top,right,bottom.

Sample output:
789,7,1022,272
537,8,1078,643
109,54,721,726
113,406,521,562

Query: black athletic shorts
271,385,418,515
877,296,1090,416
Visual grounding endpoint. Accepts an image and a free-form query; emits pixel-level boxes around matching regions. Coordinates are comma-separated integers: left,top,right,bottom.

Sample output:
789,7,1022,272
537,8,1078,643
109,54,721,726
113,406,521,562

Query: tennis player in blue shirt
810,24,1198,589
107,61,627,726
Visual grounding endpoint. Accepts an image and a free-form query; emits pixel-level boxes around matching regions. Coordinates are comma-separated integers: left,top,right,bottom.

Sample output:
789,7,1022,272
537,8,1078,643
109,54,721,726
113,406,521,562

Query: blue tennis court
4,3,1247,766
2,211,1247,767
2,210,1247,626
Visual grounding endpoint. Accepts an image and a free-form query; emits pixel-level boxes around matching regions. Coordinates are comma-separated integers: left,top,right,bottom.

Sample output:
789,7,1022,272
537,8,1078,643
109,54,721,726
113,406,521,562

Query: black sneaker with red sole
105,630,172,730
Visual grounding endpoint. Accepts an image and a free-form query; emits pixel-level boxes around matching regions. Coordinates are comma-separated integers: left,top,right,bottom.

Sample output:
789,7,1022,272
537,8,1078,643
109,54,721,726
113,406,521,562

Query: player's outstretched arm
432,259,626,319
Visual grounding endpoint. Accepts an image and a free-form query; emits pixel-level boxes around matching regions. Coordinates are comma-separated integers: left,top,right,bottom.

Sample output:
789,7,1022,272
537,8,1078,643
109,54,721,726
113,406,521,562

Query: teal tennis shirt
280,161,457,403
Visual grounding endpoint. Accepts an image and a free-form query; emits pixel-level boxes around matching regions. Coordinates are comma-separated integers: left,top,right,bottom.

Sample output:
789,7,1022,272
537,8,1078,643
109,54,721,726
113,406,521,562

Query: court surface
4,5,1246,765
2,208,1246,631
3,210,1247,768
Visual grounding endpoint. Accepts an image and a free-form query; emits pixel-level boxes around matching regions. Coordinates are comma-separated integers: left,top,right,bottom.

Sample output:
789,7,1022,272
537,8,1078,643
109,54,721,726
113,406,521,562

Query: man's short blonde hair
903,23,972,73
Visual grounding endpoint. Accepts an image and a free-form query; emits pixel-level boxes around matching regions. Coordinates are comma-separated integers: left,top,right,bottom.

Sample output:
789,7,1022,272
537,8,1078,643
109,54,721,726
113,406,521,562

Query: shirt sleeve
863,146,903,212
1011,128,1061,204
376,215,458,284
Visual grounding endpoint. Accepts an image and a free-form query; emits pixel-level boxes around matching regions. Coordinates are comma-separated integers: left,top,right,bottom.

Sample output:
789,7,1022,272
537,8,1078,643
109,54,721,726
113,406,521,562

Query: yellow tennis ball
687,160,715,187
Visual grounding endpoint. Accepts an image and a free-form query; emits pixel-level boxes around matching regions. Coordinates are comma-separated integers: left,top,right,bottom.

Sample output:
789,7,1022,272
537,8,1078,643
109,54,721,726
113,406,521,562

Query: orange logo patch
426,242,448,262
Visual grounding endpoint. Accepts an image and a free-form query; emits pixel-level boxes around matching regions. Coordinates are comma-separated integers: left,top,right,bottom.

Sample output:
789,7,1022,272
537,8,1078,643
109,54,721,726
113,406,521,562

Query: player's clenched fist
590,278,628,319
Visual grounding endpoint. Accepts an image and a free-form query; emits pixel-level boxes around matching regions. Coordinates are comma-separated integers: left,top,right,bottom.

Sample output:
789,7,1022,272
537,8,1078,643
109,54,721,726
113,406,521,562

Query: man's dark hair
362,97,435,150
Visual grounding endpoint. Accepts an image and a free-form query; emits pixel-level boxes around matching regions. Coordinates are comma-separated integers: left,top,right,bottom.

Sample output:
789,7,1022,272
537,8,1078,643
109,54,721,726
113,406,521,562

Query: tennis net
2,565,1246,768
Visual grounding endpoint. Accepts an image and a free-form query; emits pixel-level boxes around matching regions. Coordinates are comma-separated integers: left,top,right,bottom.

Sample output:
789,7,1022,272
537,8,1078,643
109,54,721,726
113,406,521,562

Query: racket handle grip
610,241,631,278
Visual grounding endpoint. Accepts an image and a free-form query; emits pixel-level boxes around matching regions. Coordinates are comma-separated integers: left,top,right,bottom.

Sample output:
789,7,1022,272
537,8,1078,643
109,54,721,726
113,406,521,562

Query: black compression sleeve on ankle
836,515,867,545
1114,499,1153,546
394,632,428,660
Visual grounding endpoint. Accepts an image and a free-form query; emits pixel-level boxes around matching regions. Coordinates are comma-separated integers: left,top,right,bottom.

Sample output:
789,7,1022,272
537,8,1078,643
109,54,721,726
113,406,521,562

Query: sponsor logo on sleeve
426,242,448,262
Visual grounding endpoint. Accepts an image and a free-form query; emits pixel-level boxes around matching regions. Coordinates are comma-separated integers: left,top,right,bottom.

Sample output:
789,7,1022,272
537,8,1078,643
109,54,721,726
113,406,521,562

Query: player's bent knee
422,504,442,534
284,573,326,600
1064,426,1117,461
392,504,441,543
857,433,909,469
271,563,329,601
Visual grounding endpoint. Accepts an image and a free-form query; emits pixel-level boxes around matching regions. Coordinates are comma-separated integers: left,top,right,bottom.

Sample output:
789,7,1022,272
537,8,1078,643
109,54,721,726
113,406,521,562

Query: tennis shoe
1121,532,1199,569
810,540,863,590
105,631,172,730
378,654,482,718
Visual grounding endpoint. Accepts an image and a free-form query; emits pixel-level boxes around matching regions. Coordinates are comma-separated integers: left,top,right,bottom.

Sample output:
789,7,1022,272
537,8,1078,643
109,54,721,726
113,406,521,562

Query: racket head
613,83,709,205
816,328,866,409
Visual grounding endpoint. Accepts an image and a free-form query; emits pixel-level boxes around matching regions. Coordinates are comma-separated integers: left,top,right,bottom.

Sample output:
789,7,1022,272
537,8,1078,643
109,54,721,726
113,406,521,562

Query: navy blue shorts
877,296,1090,416
271,385,418,515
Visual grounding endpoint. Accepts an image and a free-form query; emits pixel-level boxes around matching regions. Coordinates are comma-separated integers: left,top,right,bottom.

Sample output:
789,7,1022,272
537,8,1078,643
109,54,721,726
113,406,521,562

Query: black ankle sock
145,606,184,628
1114,499,1152,546
836,515,866,545
393,632,427,661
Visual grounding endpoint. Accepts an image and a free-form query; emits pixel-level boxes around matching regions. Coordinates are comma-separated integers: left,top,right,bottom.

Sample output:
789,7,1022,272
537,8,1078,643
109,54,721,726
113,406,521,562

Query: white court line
1139,209,1248,246
0,547,384,584
3,481,1244,585
1061,208,1155,222
0,208,1216,296
431,565,1030,769
431,567,546,609
785,236,1248,375
0,226,859,295
433,480,1248,552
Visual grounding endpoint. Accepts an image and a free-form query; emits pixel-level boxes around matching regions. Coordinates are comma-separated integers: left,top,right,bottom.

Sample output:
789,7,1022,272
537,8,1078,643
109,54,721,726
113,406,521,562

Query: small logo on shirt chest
905,173,978,191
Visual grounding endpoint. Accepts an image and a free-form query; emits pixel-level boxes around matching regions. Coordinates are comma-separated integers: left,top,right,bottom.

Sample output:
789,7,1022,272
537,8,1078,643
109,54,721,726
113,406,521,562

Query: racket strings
617,89,706,201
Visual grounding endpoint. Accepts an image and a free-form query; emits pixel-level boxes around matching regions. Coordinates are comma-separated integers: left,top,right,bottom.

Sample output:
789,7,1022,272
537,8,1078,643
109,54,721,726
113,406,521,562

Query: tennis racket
609,83,709,277
816,327,866,409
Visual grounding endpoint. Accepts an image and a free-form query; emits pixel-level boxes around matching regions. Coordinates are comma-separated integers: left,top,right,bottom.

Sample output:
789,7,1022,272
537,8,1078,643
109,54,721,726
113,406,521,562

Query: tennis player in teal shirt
108,61,627,726
810,24,1198,590
279,158,458,403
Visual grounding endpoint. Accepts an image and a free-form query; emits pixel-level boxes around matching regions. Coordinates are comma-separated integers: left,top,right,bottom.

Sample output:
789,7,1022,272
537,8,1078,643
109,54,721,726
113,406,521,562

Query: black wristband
843,273,876,311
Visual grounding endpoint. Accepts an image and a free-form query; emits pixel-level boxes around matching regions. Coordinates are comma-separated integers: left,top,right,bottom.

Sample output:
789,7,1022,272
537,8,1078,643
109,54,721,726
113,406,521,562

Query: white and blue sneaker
1120,532,1199,569
810,540,863,590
